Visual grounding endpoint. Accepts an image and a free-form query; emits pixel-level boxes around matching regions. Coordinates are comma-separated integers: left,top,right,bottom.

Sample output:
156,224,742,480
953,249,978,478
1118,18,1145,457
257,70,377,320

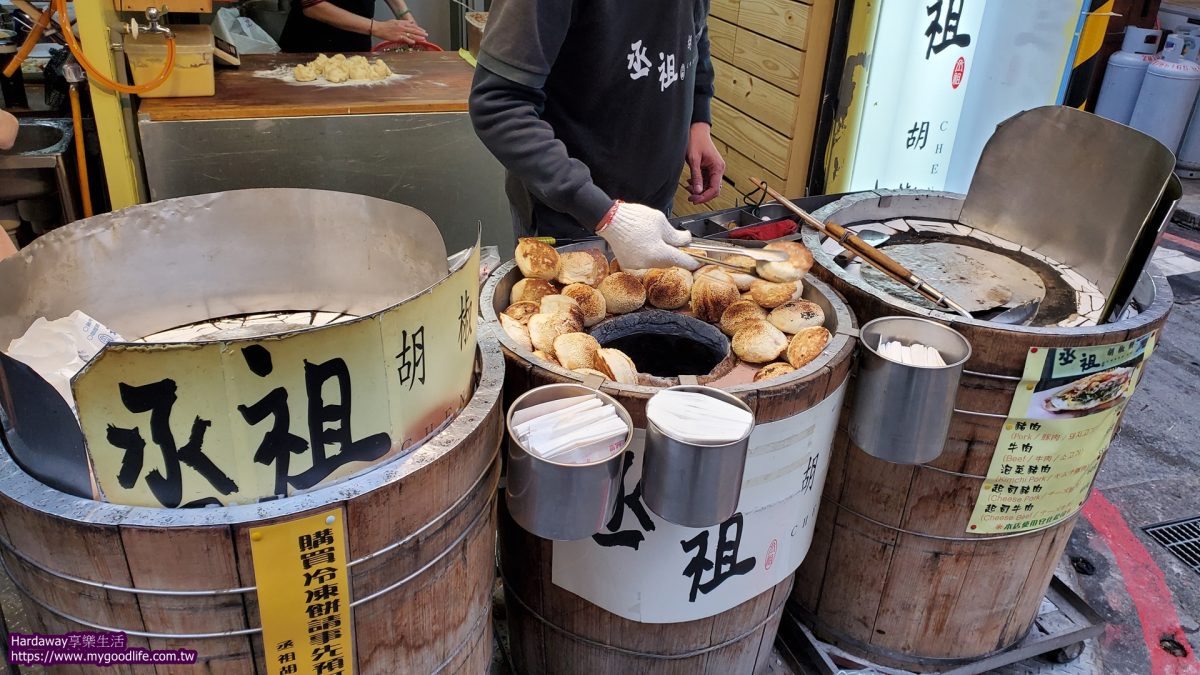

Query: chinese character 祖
906,121,930,150
592,451,656,549
106,379,237,508
238,345,309,497
279,652,296,664
925,0,971,59
1080,353,1099,371
680,513,756,602
658,52,678,91
626,40,652,80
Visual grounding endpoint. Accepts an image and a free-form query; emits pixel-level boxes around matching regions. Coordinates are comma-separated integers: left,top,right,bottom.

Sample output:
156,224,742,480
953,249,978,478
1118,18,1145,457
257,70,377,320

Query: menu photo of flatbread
1042,367,1133,414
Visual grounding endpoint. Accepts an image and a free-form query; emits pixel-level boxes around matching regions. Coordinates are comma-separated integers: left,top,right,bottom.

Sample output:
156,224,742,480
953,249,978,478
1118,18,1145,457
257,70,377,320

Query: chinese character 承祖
679,513,756,602
106,379,238,508
925,0,971,59
626,40,652,80
592,451,656,549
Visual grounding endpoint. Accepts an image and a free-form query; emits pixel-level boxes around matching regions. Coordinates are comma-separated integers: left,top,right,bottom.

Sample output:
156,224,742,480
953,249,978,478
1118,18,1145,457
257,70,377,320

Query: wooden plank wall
676,0,837,216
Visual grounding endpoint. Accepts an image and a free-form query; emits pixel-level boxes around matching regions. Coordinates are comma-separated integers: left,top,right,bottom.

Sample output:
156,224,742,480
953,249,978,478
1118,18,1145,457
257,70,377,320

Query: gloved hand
596,201,699,271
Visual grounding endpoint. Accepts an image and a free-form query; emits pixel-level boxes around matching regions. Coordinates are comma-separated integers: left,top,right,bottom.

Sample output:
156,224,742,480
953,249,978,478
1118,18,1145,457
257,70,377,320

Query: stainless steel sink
0,119,79,222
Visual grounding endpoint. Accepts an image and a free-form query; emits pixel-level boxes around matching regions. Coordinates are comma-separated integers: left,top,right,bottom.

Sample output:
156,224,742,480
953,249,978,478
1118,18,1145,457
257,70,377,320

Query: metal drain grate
1144,517,1200,574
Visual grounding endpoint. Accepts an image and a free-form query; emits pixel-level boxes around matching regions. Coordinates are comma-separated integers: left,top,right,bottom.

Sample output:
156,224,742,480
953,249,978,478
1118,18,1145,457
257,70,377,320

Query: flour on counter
253,65,413,87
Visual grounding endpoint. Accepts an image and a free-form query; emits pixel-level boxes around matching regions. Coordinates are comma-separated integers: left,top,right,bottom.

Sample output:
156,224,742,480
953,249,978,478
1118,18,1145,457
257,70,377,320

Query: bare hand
686,122,726,205
373,19,428,44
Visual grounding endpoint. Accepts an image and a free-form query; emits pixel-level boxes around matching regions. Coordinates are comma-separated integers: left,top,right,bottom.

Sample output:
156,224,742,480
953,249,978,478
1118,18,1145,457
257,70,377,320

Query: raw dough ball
553,332,601,371
768,300,826,334
503,301,540,325
348,63,371,81
349,55,370,67
786,326,832,369
562,283,607,327
370,59,393,80
597,272,646,314
646,267,693,309
719,300,768,337
331,53,347,62
515,238,560,280
324,64,349,83
754,362,796,382
293,64,318,82
732,320,788,364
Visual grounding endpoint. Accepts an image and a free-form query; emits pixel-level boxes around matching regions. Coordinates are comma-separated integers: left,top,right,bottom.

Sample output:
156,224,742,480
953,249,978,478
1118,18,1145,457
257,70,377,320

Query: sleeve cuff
478,50,549,90
571,184,616,231
692,94,712,125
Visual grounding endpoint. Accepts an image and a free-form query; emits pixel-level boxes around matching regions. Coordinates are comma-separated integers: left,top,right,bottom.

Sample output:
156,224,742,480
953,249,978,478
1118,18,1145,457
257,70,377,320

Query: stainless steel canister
504,383,633,541
642,385,754,528
848,316,972,465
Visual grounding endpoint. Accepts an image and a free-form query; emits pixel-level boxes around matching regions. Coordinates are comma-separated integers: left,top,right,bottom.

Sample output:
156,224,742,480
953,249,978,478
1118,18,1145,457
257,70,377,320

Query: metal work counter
137,52,511,256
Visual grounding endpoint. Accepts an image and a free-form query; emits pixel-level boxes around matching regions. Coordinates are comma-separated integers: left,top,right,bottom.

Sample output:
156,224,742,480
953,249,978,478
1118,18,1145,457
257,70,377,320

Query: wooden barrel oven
791,191,1173,669
483,252,857,674
0,339,504,675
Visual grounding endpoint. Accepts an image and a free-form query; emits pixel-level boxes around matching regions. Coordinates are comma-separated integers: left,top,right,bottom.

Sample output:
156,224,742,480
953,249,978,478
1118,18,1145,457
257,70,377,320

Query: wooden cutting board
138,52,474,122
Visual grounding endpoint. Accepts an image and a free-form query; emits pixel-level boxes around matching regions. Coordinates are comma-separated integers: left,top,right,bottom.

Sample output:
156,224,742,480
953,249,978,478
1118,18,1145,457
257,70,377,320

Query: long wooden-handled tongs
750,178,974,318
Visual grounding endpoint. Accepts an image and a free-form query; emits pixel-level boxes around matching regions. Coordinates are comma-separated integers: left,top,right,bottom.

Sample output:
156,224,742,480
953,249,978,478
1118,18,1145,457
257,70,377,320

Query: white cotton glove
597,201,699,271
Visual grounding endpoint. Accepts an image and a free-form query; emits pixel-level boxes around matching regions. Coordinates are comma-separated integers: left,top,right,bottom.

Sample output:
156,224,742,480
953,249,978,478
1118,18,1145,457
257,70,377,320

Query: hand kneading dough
786,326,832,369
598,273,646,314
515,238,560,280
293,64,318,82
732,320,788,364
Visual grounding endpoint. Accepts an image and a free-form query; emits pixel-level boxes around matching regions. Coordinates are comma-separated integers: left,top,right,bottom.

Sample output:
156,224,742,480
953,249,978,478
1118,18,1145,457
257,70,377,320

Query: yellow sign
251,508,354,675
967,333,1156,533
74,243,481,507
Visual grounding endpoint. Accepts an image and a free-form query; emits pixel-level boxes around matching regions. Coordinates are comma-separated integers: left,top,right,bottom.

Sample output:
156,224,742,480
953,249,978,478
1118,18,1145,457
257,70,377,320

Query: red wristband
595,200,623,233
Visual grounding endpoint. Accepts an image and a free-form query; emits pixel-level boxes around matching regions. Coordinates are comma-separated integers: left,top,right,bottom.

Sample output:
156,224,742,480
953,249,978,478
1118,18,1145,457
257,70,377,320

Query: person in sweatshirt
469,0,724,270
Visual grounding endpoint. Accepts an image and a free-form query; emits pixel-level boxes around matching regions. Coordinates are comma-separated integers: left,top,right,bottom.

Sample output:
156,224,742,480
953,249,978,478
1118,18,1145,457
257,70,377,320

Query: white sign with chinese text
551,382,846,624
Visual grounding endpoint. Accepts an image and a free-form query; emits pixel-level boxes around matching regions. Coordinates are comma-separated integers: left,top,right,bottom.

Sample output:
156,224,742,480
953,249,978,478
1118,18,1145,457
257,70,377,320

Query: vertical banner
252,508,354,675
968,332,1157,533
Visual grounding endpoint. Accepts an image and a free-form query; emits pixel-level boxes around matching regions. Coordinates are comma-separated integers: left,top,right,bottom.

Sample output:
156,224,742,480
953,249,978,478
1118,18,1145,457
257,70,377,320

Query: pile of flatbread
293,53,394,84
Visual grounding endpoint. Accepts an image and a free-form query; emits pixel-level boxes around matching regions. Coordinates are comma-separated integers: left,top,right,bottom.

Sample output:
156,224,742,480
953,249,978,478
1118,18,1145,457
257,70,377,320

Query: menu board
967,332,1157,533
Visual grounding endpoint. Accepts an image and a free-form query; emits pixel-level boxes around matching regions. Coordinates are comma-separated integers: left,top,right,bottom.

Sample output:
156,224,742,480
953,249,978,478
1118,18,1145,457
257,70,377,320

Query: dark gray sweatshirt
469,0,715,240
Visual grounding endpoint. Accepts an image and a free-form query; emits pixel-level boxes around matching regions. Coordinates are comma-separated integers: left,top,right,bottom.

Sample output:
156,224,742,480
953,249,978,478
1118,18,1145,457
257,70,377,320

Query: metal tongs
682,240,787,273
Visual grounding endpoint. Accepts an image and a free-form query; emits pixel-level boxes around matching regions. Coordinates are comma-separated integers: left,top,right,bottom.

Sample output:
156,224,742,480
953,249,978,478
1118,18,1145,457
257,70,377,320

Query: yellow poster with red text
968,332,1156,533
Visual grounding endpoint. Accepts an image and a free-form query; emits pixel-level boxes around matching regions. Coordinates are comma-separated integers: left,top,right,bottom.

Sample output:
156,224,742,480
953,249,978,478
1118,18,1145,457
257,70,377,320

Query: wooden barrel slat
0,343,504,674
792,192,1174,668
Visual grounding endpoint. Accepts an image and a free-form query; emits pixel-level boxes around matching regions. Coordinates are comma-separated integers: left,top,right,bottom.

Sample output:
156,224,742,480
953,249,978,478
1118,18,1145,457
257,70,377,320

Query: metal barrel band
963,368,1023,382
827,499,1078,542
0,466,499,639
953,407,1011,420
0,445,498,598
915,463,988,480
501,572,786,661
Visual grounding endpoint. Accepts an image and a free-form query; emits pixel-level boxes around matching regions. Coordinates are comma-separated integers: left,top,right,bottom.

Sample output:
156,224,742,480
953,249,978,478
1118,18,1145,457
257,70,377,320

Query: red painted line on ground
1164,232,1200,255
1083,490,1200,674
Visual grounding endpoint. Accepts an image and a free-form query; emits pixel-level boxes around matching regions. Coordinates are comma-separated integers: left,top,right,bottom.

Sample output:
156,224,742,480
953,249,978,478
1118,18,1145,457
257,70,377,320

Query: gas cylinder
1095,27,1161,124
1130,33,1200,152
